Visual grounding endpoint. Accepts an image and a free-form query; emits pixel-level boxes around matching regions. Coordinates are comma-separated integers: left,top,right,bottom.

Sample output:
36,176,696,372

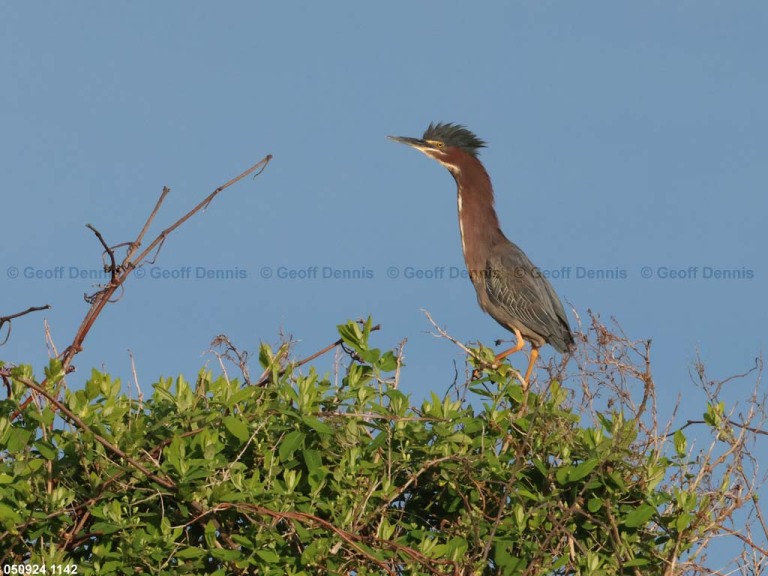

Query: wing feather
484,243,572,352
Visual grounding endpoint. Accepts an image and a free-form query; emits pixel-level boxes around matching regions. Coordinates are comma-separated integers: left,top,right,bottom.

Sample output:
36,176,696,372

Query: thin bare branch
124,186,171,263
0,305,51,346
132,156,272,266
255,322,381,386
61,154,272,372
85,223,118,283
7,155,272,419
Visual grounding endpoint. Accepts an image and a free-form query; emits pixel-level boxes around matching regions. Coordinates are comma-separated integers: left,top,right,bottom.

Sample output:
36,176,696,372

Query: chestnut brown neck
449,155,506,274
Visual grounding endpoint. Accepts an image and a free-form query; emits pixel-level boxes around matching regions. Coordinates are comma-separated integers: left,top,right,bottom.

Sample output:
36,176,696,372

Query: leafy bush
1,317,763,575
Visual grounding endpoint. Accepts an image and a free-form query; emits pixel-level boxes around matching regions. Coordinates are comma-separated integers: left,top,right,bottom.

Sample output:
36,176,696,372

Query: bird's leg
494,327,526,362
494,329,538,390
522,347,540,386
471,328,529,384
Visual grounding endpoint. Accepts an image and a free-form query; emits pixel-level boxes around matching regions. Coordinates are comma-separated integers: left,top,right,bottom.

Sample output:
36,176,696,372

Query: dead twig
0,305,51,346
62,154,272,372
85,223,118,283
9,154,272,418
255,322,382,386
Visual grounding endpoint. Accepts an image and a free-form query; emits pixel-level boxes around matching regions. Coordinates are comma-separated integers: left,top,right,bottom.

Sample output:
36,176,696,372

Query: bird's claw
471,358,529,390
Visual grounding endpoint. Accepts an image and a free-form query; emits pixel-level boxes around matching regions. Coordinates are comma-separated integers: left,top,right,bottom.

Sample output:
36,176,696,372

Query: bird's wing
484,246,570,344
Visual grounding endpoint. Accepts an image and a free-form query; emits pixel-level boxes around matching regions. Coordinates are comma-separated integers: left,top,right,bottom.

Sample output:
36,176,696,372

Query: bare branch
0,305,51,346
254,322,382,386
7,155,272,419
61,154,272,372
85,223,118,283
124,186,171,263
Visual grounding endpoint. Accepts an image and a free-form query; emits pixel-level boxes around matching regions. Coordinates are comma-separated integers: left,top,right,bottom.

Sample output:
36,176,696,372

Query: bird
389,122,574,387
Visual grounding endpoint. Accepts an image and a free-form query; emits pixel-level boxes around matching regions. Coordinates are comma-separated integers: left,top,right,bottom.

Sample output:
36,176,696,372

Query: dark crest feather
423,122,487,156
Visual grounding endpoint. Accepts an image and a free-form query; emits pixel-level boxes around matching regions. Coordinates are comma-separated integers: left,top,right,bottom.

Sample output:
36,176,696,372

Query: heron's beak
387,135,426,149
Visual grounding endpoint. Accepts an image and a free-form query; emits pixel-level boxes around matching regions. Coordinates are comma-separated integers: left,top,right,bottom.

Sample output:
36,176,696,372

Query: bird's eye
434,141,444,148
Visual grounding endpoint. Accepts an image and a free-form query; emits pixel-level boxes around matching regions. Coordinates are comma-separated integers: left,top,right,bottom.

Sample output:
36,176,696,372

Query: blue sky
1,1,766,565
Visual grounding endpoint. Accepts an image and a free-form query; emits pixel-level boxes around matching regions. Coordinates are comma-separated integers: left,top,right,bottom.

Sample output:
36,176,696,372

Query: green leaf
587,498,602,513
301,415,333,435
210,548,241,561
377,351,399,372
337,321,363,349
90,521,122,535
570,458,599,481
256,549,280,563
175,547,206,559
205,519,218,548
673,430,687,457
623,504,656,528
0,503,22,523
222,416,250,442
703,401,725,427
44,359,65,384
258,342,275,368
675,511,693,532
358,348,381,364
228,387,257,406
5,427,32,452
303,449,323,475
516,488,540,502
33,440,58,460
556,459,598,485
279,430,305,462
85,370,102,399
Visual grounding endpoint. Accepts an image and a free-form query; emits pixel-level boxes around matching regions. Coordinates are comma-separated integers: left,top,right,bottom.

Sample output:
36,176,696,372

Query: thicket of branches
0,158,765,575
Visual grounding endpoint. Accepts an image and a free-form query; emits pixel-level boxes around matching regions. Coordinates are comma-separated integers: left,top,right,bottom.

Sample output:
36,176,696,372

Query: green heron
389,122,574,387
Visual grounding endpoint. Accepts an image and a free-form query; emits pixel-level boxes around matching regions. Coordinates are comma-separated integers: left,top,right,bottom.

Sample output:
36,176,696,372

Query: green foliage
0,320,754,574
